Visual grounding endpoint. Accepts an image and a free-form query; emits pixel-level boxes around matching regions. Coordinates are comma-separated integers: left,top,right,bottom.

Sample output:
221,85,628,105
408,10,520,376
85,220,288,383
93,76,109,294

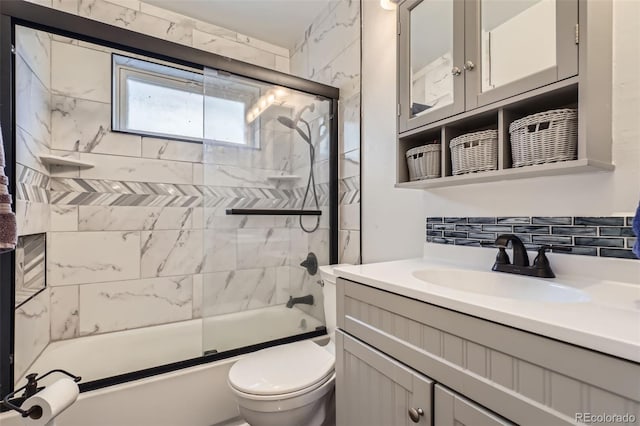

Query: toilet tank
318,264,351,339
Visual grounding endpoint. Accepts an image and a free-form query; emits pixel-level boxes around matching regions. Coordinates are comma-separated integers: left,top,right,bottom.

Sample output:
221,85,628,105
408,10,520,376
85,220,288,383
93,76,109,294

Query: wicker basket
406,143,441,181
450,130,498,175
509,109,577,168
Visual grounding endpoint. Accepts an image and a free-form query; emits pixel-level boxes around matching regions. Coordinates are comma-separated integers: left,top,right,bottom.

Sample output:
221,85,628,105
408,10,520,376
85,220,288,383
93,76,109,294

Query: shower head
276,115,311,144
277,116,297,129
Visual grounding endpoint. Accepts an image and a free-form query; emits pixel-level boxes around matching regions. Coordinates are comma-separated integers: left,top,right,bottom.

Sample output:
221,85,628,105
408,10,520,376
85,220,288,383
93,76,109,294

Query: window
113,54,260,147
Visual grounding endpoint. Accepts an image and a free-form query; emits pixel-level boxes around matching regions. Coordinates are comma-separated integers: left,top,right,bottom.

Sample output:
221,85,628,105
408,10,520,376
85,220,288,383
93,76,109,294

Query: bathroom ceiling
142,0,338,50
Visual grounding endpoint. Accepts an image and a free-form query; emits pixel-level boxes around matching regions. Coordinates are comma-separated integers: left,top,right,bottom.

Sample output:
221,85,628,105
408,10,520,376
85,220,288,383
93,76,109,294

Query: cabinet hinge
397,21,401,36
10,44,15,55
575,24,579,44
397,104,401,117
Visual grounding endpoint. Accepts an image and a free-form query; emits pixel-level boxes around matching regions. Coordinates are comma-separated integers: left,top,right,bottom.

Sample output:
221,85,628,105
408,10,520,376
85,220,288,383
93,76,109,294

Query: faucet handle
537,244,572,253
481,240,510,265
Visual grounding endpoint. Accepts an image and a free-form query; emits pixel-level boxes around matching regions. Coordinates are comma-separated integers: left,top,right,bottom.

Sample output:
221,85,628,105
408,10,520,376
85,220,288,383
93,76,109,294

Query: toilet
227,264,349,426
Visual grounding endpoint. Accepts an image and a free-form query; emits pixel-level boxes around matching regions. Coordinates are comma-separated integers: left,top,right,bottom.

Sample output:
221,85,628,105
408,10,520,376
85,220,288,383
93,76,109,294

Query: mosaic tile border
47,178,330,208
16,165,49,202
340,176,360,205
426,216,637,260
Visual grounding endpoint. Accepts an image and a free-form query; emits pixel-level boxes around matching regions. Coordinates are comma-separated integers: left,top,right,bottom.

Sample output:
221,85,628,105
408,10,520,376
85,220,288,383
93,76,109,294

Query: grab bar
225,209,321,216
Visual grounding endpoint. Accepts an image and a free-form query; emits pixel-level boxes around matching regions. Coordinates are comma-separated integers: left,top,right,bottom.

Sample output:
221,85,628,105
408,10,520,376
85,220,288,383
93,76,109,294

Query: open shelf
395,158,614,189
39,155,94,168
396,79,613,189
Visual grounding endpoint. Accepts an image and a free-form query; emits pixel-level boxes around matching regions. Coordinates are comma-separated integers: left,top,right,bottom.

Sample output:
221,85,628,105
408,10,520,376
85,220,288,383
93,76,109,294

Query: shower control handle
300,252,318,275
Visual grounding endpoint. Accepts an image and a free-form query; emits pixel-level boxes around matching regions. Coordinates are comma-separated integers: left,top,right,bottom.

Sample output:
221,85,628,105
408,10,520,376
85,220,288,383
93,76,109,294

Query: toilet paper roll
21,378,79,426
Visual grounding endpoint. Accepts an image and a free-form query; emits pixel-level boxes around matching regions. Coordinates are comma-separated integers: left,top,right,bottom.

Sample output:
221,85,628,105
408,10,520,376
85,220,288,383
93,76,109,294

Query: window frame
112,54,260,148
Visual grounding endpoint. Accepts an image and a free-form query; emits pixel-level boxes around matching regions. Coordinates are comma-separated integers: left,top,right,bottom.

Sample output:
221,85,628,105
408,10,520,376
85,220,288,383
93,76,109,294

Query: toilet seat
228,340,335,399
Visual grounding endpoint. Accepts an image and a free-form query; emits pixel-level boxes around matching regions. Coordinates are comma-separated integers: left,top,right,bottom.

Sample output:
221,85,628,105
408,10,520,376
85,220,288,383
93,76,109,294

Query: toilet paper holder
2,369,81,418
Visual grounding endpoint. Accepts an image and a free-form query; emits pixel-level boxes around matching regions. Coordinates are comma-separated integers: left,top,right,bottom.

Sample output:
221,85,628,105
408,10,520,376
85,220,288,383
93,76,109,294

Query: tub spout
286,294,314,308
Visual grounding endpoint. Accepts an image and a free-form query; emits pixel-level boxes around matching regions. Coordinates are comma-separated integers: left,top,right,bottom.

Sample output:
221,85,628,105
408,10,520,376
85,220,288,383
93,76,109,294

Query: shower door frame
0,0,339,400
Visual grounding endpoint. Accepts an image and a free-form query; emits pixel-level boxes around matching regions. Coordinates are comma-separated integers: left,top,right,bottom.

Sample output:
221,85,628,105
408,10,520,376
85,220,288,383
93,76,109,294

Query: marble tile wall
14,26,52,382
27,0,290,73
15,27,52,236
14,28,332,351
290,0,361,266
15,3,335,372
14,288,50,381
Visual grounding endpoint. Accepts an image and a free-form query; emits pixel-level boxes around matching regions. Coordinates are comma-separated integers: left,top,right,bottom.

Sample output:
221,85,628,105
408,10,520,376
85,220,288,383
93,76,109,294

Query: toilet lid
228,340,335,396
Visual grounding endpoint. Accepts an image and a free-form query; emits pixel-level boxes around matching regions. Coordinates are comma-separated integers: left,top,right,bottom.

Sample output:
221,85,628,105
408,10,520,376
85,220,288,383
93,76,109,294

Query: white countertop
335,246,640,363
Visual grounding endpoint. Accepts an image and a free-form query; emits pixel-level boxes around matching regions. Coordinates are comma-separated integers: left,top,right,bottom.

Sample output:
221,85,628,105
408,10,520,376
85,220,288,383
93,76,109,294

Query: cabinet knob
451,66,462,76
408,407,424,423
464,60,475,71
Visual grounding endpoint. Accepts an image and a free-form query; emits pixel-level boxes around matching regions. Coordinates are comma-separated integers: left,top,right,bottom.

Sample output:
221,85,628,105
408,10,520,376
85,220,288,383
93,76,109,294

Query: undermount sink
412,269,591,303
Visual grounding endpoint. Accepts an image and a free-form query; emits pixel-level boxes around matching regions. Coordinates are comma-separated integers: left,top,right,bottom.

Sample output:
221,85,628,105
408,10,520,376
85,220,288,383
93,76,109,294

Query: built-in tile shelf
39,155,95,168
266,175,301,181
396,159,614,190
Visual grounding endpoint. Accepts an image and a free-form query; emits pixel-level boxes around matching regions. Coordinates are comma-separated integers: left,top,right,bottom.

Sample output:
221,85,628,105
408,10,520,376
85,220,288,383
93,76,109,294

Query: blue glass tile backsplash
426,216,638,260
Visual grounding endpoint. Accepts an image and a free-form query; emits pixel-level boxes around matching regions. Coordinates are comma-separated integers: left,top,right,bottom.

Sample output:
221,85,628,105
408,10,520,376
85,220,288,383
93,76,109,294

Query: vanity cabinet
336,331,433,425
335,278,640,426
398,0,579,133
434,385,514,426
395,0,614,188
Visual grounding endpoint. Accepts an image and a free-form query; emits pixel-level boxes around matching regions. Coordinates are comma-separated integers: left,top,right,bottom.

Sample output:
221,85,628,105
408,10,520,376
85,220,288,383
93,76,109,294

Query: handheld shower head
276,116,297,129
276,115,311,144
275,105,320,234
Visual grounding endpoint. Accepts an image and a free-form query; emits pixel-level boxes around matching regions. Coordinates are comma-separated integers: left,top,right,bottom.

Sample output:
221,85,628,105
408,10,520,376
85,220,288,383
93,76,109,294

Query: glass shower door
201,67,333,355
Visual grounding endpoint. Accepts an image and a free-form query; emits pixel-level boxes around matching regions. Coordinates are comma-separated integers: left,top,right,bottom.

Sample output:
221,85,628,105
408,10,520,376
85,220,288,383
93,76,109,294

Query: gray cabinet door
336,331,434,426
398,0,579,133
434,385,515,426
464,0,578,109
398,0,466,133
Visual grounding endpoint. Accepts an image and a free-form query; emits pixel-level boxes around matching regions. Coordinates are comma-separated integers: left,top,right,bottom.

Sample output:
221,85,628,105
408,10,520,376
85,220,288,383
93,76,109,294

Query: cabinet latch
575,24,579,44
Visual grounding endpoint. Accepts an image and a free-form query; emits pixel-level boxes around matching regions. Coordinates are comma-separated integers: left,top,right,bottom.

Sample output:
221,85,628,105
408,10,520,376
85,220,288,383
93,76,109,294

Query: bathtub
3,305,325,426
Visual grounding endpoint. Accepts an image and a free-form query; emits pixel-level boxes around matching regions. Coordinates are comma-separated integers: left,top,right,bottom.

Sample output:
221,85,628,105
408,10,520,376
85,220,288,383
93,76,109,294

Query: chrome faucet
487,234,569,279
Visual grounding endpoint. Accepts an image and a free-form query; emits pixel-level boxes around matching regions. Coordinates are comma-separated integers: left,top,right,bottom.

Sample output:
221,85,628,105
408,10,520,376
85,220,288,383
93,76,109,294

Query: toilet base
239,388,334,426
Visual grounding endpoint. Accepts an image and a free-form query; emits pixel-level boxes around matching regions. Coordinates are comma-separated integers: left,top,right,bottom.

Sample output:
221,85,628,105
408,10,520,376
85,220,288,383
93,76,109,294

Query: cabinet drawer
337,278,640,426
435,384,515,426
336,330,434,426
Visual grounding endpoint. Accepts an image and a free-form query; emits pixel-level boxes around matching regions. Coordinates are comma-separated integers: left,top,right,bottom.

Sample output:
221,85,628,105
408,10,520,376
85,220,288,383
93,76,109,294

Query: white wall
361,0,424,263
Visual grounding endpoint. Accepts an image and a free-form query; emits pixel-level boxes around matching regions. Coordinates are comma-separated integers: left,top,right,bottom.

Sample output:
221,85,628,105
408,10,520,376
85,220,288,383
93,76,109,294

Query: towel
0,125,16,252
633,201,640,259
